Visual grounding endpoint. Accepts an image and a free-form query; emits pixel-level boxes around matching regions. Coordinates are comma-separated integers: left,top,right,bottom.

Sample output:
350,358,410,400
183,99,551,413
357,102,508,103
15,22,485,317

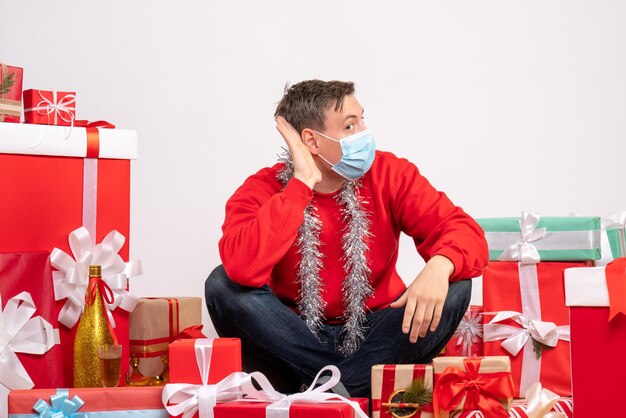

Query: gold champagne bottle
73,265,116,387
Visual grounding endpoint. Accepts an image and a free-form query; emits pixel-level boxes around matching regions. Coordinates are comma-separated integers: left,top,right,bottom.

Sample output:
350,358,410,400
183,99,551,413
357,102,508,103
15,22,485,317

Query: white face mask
314,129,376,181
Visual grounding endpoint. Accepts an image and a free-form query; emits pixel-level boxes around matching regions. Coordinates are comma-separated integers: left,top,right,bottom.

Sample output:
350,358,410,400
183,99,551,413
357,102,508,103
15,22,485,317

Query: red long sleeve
218,151,488,319
219,170,312,287
386,154,488,281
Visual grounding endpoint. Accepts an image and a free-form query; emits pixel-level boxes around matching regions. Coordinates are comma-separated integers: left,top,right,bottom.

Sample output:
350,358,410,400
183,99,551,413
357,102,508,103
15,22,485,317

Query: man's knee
442,279,472,329
205,265,233,312
446,279,472,310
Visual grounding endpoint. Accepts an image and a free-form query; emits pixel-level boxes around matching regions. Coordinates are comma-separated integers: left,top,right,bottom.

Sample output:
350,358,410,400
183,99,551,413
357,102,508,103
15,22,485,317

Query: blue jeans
205,265,471,397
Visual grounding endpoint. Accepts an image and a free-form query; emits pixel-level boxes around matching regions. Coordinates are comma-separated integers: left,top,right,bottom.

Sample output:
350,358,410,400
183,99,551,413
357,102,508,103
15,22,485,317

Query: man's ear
301,128,320,155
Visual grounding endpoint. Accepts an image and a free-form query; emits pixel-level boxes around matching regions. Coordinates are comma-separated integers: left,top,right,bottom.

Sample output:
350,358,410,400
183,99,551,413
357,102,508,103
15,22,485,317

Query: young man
205,80,488,397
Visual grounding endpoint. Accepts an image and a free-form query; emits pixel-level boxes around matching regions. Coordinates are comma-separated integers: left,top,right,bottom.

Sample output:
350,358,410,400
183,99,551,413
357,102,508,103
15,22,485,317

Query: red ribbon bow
433,358,515,418
174,324,206,340
85,276,119,345
74,120,116,129
606,257,626,321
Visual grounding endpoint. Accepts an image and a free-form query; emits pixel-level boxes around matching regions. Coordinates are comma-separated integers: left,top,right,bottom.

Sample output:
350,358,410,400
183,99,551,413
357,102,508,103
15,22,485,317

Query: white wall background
2,1,624,337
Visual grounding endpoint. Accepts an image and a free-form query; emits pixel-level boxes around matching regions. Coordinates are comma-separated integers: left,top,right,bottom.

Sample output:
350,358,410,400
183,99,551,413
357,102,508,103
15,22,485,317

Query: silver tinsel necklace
277,149,374,355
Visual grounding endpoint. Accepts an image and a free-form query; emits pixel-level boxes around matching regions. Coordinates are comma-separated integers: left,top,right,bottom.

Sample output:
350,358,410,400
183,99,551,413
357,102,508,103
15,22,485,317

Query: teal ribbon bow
32,389,88,418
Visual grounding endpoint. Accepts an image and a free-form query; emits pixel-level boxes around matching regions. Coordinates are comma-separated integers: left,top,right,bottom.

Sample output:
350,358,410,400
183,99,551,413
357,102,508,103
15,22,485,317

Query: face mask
314,129,376,181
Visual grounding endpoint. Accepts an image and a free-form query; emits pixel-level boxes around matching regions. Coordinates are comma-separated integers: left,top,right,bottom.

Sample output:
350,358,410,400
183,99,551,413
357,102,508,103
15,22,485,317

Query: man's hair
274,80,355,135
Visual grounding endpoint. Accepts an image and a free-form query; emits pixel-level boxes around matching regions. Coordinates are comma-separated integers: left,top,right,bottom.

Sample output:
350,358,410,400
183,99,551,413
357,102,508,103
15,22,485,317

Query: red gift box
564,259,626,417
8,387,167,416
444,305,483,357
0,253,64,418
0,122,137,387
213,397,369,418
23,89,76,126
169,338,242,384
0,63,23,123
482,261,586,397
448,397,573,417
165,338,242,418
0,252,64,389
371,364,433,418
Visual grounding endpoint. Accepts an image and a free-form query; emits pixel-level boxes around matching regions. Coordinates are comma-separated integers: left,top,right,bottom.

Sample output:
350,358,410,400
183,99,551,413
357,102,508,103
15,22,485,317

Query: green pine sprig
532,339,554,360
1,73,15,95
402,377,433,406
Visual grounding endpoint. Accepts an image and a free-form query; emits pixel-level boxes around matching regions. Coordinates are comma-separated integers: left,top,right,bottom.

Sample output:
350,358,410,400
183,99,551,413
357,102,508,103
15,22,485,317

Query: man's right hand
275,116,322,190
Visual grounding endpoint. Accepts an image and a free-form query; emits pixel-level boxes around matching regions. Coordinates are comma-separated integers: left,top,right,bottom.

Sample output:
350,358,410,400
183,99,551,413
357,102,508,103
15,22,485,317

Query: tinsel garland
277,148,373,355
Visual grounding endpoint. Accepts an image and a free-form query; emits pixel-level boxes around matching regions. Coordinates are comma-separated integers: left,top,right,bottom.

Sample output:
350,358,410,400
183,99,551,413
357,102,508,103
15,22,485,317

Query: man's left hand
390,255,454,343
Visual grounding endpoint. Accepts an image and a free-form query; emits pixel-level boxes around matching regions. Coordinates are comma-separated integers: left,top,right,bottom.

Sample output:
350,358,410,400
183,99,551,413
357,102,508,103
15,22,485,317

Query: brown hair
274,80,355,135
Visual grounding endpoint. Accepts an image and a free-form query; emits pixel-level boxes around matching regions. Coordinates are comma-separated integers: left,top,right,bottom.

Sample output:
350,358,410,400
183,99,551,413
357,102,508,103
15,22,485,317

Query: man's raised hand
275,116,322,190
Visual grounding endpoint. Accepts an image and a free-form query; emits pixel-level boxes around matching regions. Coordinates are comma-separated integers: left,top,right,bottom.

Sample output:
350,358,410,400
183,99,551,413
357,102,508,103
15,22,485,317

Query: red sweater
219,150,488,321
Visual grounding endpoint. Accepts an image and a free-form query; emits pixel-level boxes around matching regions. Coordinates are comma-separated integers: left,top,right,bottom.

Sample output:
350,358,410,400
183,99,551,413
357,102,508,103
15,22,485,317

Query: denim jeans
205,265,471,397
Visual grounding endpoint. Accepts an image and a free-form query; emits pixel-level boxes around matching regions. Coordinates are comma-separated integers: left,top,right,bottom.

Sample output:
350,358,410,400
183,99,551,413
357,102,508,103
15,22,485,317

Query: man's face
315,94,367,166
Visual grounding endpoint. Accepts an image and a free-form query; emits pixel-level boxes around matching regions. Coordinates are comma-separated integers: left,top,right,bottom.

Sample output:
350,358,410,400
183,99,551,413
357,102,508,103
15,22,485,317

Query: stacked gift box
0,61,152,417
0,121,143,418
477,212,601,399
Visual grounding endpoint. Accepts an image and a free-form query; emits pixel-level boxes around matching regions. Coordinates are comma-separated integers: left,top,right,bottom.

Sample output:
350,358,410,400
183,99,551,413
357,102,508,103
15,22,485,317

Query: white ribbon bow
602,211,626,230
0,292,59,390
598,211,626,264
483,311,570,357
453,308,483,356
24,90,76,126
241,365,369,418
524,382,566,418
498,212,547,264
50,226,142,328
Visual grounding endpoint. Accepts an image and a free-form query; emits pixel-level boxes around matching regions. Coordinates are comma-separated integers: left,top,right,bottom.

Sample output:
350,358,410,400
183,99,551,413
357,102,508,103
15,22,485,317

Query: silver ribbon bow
498,212,547,264
453,308,483,356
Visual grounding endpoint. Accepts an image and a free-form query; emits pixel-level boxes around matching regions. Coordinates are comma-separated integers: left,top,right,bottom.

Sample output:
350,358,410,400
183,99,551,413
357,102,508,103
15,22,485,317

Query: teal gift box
477,213,601,262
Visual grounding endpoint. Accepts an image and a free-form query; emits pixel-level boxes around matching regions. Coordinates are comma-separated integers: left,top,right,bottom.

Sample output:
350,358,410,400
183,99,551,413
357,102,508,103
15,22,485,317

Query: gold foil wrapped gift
127,297,203,385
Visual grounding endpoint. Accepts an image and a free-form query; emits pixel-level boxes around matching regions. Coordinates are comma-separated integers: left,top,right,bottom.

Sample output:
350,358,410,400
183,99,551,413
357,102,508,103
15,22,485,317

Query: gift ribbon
483,311,568,356
432,358,515,418
0,292,59,390
605,258,626,320
78,124,114,241
523,382,566,418
239,365,369,418
497,212,547,264
32,389,87,418
50,227,141,329
483,263,570,396
453,308,483,357
24,90,76,126
74,120,116,129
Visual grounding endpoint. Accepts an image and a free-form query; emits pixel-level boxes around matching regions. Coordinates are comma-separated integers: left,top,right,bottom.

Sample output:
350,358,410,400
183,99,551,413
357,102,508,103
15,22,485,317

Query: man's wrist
429,255,455,278
294,173,316,190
